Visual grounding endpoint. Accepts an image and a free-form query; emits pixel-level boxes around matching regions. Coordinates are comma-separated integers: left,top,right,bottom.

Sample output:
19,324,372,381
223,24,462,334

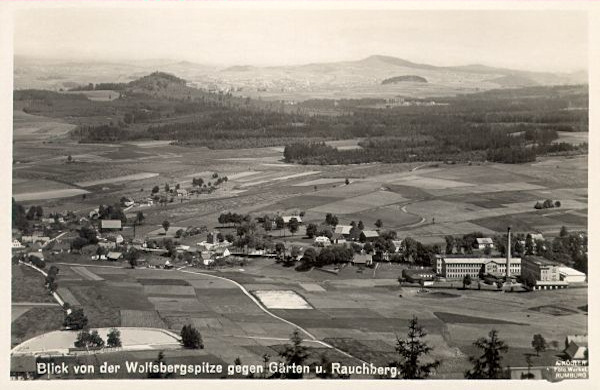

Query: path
37,261,366,363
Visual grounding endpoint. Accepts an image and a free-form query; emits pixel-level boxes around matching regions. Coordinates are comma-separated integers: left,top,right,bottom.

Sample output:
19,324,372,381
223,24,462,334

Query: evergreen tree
391,316,440,379
180,324,203,349
465,329,508,379
279,329,309,379
107,328,122,347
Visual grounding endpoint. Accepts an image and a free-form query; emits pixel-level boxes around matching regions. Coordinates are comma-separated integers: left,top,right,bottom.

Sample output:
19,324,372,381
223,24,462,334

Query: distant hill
382,75,428,84
486,74,539,87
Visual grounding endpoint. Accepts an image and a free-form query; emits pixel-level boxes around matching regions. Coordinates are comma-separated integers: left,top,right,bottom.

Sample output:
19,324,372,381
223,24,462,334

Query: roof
352,254,372,264
10,355,37,372
314,236,331,242
530,233,545,241
282,216,302,224
107,251,122,260
524,256,562,267
558,266,586,276
334,225,352,235
476,238,494,245
442,256,521,264
361,230,379,238
101,219,122,229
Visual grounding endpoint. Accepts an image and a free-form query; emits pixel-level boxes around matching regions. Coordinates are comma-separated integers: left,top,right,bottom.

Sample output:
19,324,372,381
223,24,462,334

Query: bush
181,324,203,349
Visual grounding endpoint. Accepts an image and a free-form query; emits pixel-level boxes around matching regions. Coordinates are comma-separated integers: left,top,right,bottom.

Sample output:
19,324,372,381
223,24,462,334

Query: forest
14,72,588,164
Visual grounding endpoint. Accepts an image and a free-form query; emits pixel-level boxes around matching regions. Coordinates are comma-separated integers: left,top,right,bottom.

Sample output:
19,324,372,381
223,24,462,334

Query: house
21,235,50,244
559,266,586,283
530,233,544,242
334,225,352,237
352,253,373,266
402,268,436,285
41,217,56,225
360,230,379,242
392,240,403,252
213,247,231,259
565,335,588,360
89,209,100,219
331,233,347,245
176,189,188,197
476,237,494,250
101,219,122,231
201,251,214,266
314,236,331,246
98,241,117,250
282,215,302,224
106,251,122,261
12,239,25,249
28,251,45,263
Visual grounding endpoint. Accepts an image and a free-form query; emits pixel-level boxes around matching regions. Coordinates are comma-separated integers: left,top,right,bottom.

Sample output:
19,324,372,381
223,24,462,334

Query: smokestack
506,227,511,280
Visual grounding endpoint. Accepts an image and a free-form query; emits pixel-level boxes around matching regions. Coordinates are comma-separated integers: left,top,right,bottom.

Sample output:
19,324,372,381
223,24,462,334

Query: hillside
381,75,428,84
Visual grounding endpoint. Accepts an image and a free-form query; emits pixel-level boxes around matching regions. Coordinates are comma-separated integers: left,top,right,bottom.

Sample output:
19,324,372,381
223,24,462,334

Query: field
11,108,588,378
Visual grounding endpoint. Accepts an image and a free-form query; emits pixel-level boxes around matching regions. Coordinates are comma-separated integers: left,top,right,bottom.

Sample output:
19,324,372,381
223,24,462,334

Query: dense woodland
14,72,588,164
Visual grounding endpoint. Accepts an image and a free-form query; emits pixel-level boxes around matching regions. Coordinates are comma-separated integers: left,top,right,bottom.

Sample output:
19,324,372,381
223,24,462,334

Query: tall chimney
506,227,511,280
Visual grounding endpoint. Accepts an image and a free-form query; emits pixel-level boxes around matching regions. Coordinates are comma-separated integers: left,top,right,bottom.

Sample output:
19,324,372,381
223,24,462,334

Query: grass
137,278,191,286
434,312,526,325
12,265,55,304
11,306,65,347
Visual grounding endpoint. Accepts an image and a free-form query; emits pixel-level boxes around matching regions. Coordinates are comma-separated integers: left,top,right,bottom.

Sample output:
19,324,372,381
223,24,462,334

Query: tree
560,226,569,237
375,219,383,229
107,328,122,348
67,154,73,163
531,334,547,356
275,216,285,230
164,183,170,193
180,324,203,349
135,211,145,225
279,329,309,379
391,316,440,379
345,178,350,185
305,223,318,238
554,200,561,208
325,213,338,226
357,220,365,231
462,274,472,289
465,329,508,379
63,308,88,330
162,220,170,233
152,185,160,194
74,330,104,349
523,273,537,290
288,217,299,236
148,351,174,379
444,235,454,254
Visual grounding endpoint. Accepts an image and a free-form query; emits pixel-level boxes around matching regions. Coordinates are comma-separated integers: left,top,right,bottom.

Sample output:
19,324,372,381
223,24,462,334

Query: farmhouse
559,266,586,283
476,237,494,250
101,219,122,231
565,335,588,360
106,251,123,261
352,253,373,266
176,189,188,197
282,215,302,224
334,225,352,237
360,230,379,242
213,247,231,260
521,256,568,290
392,240,403,252
435,255,521,280
21,235,50,244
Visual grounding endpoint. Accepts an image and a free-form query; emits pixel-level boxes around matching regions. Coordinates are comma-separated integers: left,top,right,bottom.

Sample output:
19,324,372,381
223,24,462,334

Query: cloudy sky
15,7,588,72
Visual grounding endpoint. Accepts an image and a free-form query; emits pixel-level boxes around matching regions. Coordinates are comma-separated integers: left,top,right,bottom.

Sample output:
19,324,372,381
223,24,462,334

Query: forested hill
13,73,588,164
382,75,428,84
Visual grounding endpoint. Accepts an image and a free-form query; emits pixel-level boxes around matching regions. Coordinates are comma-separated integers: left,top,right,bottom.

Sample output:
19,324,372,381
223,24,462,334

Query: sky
14,7,588,72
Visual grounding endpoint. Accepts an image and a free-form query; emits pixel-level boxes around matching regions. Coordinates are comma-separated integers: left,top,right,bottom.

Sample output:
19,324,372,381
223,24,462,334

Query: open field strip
70,266,104,281
238,171,320,188
75,172,159,187
13,188,90,202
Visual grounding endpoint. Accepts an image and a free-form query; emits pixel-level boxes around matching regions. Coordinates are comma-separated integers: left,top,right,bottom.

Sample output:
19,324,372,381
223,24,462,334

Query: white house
314,236,331,246
476,237,494,250
12,239,25,249
282,215,302,224
565,335,588,360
